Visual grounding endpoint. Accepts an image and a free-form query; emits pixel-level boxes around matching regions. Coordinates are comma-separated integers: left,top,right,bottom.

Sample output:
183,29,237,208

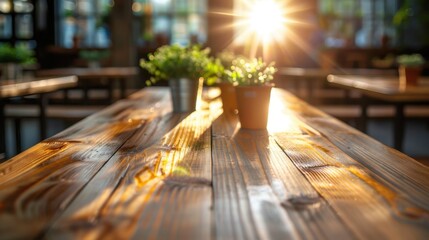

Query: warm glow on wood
268,90,300,133
1,88,428,238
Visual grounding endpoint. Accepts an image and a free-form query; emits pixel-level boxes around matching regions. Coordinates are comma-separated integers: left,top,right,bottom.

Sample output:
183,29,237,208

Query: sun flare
211,0,313,62
247,0,286,43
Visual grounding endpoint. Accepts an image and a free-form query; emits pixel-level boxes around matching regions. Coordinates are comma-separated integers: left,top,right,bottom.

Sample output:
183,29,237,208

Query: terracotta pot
399,66,421,86
168,77,203,113
218,82,237,114
235,85,272,129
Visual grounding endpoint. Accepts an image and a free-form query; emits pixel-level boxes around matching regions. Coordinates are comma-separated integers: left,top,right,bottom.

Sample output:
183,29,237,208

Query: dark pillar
110,0,135,67
206,0,234,55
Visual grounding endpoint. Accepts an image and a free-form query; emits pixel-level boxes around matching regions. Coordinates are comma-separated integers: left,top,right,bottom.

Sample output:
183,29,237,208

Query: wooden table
278,67,397,103
279,67,397,79
36,67,138,103
327,74,429,151
0,76,78,159
0,87,428,239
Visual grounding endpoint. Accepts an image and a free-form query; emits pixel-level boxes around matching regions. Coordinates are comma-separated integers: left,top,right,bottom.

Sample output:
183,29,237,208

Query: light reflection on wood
46,98,222,239
0,87,428,239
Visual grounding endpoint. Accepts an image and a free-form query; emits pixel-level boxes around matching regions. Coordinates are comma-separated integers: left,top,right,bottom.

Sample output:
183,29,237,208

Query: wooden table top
0,87,428,239
36,67,138,79
327,74,429,102
0,76,78,99
280,67,397,78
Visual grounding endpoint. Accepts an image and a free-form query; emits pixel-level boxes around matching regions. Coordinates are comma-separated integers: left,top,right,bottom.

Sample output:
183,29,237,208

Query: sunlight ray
209,0,314,61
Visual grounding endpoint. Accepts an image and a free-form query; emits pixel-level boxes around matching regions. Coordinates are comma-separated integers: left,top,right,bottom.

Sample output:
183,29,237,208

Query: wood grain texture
274,134,428,239
278,89,429,210
212,112,355,240
44,97,222,239
0,87,173,239
270,89,429,239
1,87,428,240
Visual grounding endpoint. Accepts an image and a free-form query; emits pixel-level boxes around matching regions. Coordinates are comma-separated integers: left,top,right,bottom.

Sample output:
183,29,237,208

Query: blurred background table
328,74,429,151
0,76,77,160
277,67,397,104
36,67,138,104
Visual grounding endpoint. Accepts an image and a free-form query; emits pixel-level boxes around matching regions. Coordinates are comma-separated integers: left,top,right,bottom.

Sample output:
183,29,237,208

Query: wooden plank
36,67,138,79
1,86,428,239
212,111,354,240
274,133,429,239
0,88,173,239
269,89,429,239
0,76,78,98
273,89,429,206
327,75,429,102
279,68,397,78
44,101,221,239
305,118,429,208
278,87,429,209
0,88,171,183
0,127,137,239
212,113,293,240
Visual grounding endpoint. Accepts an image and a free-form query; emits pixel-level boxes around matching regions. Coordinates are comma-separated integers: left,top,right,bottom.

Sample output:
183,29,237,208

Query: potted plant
226,57,277,129
0,43,35,80
216,50,238,114
396,54,425,86
79,49,110,68
140,44,218,112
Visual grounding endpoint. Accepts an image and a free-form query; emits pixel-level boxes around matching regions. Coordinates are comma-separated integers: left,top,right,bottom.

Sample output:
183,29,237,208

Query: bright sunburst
211,0,312,61
247,0,286,43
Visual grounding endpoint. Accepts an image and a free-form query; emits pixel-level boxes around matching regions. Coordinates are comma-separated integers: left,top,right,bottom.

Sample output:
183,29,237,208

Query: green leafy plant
0,44,35,64
204,58,223,85
140,44,219,86
396,54,425,67
225,57,277,86
79,50,110,62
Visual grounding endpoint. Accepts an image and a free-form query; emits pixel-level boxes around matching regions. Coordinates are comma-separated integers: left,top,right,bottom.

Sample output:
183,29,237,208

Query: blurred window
319,0,399,48
57,0,207,48
133,0,207,46
0,0,34,48
56,0,112,48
